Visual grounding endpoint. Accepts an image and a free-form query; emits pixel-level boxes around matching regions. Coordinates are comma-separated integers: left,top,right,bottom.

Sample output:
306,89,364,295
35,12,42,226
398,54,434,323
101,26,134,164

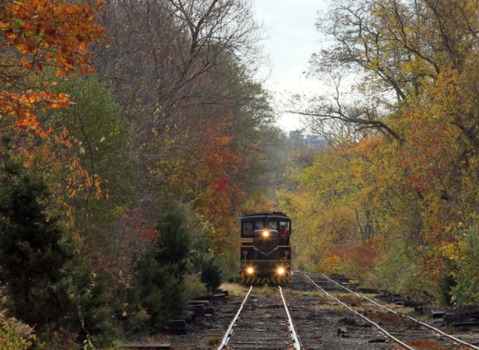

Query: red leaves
211,174,230,196
130,211,160,244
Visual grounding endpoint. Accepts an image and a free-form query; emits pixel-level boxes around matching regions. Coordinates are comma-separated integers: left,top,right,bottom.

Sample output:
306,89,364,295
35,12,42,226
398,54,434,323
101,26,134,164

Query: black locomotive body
240,211,291,285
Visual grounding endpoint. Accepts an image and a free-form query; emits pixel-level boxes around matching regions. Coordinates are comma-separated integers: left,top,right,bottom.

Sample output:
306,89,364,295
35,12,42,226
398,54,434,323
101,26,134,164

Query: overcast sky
252,0,330,133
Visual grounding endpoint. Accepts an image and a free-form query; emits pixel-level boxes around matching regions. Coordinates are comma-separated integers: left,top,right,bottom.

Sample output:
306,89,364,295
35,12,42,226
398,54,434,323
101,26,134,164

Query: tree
0,151,72,329
201,257,222,297
0,0,106,229
0,0,104,140
0,150,114,347
286,0,479,303
128,204,190,330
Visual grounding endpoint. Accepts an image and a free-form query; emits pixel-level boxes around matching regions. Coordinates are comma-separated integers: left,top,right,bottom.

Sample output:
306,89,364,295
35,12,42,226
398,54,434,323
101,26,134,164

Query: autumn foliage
0,0,283,348
1,0,104,132
280,0,479,305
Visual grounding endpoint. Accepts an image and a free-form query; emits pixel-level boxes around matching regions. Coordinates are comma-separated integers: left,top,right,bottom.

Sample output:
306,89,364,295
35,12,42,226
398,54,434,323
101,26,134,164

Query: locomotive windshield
241,214,291,238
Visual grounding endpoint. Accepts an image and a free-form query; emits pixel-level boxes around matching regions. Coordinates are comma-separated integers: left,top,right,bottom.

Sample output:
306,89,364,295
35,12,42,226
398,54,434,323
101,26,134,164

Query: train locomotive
240,212,292,285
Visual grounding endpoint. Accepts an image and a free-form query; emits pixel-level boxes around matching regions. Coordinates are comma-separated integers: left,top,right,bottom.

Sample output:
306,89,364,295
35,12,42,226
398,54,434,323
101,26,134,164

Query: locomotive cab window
279,221,291,245
268,221,278,230
242,222,253,236
279,221,290,232
254,220,264,230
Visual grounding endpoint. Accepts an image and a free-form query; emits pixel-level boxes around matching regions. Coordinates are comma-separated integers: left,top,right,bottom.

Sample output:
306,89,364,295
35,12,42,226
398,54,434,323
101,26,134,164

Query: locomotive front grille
254,229,279,260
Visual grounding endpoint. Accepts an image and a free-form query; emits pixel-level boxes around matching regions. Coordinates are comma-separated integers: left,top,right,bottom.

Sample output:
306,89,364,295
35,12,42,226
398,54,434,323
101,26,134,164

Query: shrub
368,242,432,299
0,311,35,350
184,274,207,300
201,258,223,295
451,229,479,305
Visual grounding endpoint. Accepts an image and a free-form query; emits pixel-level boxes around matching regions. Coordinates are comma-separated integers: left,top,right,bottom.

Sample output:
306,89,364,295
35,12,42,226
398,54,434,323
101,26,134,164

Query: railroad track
300,272,479,350
171,272,478,349
217,285,301,350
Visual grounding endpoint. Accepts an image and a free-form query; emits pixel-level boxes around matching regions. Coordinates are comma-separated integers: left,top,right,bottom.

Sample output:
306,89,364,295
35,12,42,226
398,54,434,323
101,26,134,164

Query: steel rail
279,286,302,350
317,273,479,350
302,273,417,350
217,285,253,350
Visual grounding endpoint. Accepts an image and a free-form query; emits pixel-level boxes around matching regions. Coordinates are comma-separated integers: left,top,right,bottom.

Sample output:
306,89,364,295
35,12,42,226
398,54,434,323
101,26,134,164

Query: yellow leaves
440,242,459,261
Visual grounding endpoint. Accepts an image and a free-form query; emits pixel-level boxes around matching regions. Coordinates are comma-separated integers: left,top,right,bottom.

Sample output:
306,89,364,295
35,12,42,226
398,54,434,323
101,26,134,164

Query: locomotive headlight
277,267,285,275
262,230,270,238
246,267,254,275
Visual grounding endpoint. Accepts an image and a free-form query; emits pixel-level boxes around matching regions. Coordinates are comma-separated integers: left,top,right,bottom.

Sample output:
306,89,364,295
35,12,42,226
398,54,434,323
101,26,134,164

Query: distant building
288,130,326,149
289,130,303,140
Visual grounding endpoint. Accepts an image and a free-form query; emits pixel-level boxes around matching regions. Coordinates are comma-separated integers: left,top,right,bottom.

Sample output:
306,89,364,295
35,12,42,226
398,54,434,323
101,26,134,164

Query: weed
368,312,404,326
341,295,362,307
208,338,220,346
261,283,275,294
407,339,450,350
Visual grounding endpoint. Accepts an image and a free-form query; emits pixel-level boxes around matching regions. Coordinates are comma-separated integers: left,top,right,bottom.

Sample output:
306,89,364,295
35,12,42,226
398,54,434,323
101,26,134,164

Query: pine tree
129,203,190,330
0,155,71,329
201,257,223,295
155,204,190,276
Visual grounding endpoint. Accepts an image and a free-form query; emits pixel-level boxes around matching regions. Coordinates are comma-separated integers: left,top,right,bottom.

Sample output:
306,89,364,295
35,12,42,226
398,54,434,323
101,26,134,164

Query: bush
129,258,187,331
451,229,479,305
184,274,207,300
368,242,432,299
201,258,223,294
57,261,115,348
0,311,35,350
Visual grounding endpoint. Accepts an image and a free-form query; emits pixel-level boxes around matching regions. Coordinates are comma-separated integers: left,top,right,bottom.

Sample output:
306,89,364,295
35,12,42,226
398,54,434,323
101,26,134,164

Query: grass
220,283,248,296
260,283,275,294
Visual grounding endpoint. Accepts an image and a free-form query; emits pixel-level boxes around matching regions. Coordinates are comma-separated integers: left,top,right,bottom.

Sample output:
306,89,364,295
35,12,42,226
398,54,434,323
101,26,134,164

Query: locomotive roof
241,211,289,219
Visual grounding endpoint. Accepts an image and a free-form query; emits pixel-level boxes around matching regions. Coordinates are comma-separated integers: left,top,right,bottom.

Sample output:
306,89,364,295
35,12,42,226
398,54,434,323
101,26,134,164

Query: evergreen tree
155,204,190,275
129,203,190,330
0,154,72,329
201,257,223,295
0,151,114,347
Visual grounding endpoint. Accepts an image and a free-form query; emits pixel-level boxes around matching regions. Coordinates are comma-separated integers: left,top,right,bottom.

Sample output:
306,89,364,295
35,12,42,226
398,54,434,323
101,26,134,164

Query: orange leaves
1,0,104,76
0,0,106,207
320,240,378,278
130,211,160,244
0,90,69,135
0,0,104,140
